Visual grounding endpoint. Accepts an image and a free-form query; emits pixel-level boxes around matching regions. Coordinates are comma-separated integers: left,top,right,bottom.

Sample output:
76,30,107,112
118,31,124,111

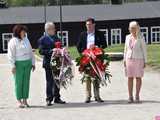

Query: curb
106,52,124,61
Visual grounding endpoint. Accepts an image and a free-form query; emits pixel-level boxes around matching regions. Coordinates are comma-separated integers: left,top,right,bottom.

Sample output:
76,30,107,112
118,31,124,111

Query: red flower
79,65,84,72
55,41,62,48
94,59,106,71
90,69,96,77
100,64,106,71
80,56,91,65
93,47,103,56
95,59,103,66
76,46,110,81
82,49,91,56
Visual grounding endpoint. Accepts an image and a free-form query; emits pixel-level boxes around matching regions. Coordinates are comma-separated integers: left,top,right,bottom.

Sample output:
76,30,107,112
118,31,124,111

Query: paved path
0,54,160,120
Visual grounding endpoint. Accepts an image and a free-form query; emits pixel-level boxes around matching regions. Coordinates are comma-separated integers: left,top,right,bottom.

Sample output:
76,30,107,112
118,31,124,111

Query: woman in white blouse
8,25,35,108
124,21,147,103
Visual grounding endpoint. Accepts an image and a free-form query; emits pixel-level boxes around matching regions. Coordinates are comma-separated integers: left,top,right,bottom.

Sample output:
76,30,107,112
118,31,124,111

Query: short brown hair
86,18,95,24
13,25,27,39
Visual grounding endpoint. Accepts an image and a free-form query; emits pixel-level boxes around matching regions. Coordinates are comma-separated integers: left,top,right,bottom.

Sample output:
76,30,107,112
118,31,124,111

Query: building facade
0,1,160,53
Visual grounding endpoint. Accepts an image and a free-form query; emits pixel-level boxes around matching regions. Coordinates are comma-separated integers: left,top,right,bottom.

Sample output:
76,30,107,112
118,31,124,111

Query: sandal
135,96,141,103
128,96,134,103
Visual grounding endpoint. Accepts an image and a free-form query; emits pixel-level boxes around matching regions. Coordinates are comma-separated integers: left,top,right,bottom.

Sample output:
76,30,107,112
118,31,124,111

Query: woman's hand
12,67,16,74
32,65,36,72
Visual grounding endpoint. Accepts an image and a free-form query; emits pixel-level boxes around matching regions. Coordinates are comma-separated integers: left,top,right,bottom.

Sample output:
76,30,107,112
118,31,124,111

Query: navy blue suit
38,35,60,102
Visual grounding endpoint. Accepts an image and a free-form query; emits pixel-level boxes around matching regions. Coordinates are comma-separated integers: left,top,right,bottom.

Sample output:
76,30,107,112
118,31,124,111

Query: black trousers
44,67,60,102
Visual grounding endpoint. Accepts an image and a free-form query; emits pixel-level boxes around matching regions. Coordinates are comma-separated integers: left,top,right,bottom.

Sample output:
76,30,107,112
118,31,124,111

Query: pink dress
125,36,145,78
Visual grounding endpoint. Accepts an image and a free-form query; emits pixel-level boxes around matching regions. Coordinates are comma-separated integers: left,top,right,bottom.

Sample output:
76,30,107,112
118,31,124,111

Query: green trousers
14,59,32,100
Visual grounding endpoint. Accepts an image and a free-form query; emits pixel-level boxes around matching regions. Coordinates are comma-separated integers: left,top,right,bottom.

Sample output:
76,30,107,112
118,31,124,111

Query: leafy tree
5,0,146,6
10,0,32,6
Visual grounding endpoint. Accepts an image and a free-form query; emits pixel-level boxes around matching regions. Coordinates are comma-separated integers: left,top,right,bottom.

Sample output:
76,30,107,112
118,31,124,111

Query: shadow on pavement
35,99,160,109
1,100,159,110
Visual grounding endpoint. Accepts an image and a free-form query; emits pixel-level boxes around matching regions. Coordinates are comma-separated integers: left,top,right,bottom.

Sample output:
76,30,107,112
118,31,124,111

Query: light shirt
124,34,147,63
8,37,35,68
87,32,95,49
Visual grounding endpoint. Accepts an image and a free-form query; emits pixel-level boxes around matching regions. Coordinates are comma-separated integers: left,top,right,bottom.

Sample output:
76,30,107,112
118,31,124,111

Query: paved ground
0,54,160,120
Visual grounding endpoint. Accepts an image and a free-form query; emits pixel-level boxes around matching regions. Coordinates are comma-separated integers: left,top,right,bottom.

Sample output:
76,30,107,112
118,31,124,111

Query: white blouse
8,37,35,68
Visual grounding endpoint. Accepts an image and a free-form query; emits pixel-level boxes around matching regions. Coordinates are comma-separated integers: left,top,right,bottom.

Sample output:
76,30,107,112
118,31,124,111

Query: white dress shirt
8,37,35,68
87,32,95,49
124,34,147,63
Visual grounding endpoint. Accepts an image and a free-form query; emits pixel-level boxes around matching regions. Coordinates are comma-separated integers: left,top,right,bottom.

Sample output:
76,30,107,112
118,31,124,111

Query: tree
7,0,32,6
47,0,58,6
111,0,122,4
5,0,147,7
32,0,43,6
61,0,85,5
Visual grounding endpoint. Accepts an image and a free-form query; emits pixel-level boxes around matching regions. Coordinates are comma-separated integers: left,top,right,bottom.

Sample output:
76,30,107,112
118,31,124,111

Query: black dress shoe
85,97,91,103
54,99,66,104
95,98,104,103
46,101,53,106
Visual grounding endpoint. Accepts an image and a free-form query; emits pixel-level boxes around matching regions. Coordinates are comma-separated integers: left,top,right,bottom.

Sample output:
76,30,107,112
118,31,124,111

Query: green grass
67,47,79,59
35,44,160,70
67,44,125,59
104,44,124,53
147,44,160,69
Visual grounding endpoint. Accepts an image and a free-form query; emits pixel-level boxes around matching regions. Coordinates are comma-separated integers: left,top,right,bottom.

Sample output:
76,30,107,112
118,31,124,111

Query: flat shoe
128,97,134,103
135,97,142,103
46,101,53,106
95,98,104,103
18,104,25,108
24,104,30,108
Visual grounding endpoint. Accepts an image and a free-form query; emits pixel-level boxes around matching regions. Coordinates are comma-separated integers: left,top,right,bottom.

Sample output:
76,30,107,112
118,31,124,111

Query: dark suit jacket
38,35,60,68
77,30,107,53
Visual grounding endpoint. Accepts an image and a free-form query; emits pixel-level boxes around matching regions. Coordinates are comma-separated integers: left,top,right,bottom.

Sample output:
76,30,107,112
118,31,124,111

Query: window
111,29,121,45
140,27,148,44
151,26,160,43
57,31,69,47
99,29,108,46
2,33,13,51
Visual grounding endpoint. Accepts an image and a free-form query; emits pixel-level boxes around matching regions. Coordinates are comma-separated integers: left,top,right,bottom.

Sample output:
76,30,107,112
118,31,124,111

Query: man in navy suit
77,18,107,103
39,22,66,106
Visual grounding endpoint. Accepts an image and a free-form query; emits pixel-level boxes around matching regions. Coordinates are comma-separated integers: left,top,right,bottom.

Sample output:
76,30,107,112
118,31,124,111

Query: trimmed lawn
67,44,125,59
147,44,160,69
36,44,160,69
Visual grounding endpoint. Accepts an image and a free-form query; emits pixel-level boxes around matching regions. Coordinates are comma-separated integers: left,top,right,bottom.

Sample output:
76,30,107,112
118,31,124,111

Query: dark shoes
85,97,91,103
46,101,53,106
46,98,66,106
95,98,104,103
54,99,66,104
85,97,104,103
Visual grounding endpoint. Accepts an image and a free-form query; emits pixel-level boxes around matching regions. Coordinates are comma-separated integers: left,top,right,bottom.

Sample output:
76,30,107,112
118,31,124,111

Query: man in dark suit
77,18,107,103
39,22,66,106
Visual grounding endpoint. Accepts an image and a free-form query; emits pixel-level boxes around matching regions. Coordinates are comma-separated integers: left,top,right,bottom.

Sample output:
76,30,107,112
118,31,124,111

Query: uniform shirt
8,37,35,68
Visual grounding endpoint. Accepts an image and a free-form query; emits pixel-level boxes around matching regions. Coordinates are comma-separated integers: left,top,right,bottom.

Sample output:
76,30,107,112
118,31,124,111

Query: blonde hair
129,21,142,39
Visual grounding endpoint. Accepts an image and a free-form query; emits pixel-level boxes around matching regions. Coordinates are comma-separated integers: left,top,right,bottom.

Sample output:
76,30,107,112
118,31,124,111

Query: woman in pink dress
124,21,147,103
